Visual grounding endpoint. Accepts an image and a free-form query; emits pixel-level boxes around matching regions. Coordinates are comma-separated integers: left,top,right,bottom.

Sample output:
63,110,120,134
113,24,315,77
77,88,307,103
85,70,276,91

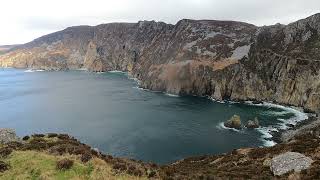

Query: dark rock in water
251,100,263,104
270,152,313,176
303,108,315,114
0,161,9,172
0,129,20,144
246,117,260,129
224,115,242,129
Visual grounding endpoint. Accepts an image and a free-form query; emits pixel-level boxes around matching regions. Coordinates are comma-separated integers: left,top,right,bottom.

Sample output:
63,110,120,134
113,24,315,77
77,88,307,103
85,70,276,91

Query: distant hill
0,45,19,54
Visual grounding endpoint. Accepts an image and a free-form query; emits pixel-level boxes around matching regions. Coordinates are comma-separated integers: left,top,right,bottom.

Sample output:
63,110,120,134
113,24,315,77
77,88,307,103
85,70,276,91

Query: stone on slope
270,152,313,176
0,129,20,144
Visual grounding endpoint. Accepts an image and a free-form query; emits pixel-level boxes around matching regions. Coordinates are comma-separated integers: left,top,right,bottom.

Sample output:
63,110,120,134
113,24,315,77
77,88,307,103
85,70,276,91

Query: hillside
0,45,17,54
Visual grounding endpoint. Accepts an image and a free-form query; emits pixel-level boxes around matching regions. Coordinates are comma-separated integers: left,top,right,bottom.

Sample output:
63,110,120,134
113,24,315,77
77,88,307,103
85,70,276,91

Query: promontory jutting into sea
0,1,320,178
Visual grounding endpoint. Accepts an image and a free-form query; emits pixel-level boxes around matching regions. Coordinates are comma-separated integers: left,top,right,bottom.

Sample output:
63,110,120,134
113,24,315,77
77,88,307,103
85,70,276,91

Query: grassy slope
0,151,145,180
0,134,155,180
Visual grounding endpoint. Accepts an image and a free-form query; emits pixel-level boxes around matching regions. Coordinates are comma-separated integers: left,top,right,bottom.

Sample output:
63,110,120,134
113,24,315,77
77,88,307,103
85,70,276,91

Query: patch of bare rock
0,128,21,144
270,152,313,176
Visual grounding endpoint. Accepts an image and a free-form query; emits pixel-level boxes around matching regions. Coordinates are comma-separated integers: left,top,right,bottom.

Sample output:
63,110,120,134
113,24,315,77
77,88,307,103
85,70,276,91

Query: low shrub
56,159,74,170
81,153,92,163
22,136,30,141
32,134,45,138
0,147,13,158
0,161,9,172
47,133,58,138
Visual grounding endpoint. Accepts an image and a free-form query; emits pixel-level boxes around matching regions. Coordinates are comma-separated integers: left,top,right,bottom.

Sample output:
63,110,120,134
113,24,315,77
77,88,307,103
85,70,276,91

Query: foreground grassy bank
0,134,156,179
1,125,320,179
1,151,122,179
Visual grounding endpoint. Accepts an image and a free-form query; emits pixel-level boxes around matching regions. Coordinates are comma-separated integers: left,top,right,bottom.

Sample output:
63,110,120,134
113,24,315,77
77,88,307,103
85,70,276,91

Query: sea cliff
1,14,319,113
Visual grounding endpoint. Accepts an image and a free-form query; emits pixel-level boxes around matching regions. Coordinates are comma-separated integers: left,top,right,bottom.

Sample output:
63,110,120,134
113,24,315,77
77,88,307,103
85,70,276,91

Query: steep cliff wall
1,14,320,112
207,14,320,113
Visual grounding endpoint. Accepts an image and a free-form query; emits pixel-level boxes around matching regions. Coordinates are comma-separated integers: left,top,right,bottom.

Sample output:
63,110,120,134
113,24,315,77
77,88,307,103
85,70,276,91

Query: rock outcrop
224,115,242,129
270,152,313,176
0,128,20,144
246,117,260,129
1,14,320,112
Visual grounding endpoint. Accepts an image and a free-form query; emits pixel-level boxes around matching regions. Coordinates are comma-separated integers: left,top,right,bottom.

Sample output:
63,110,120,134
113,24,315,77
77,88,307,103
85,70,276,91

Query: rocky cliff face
0,26,94,70
211,14,320,113
1,14,320,112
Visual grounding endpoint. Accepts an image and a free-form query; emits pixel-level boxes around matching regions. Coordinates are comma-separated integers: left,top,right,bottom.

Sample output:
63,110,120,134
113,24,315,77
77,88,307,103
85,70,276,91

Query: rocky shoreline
211,98,316,146
273,115,320,143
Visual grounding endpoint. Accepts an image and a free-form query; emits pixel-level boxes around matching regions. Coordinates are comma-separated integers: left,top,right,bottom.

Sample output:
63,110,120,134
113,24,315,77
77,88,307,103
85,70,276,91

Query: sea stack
246,117,260,129
224,115,242,129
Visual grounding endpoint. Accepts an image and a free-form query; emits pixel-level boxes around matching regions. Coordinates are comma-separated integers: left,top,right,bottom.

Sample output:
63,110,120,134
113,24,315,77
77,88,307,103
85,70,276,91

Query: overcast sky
1,0,319,45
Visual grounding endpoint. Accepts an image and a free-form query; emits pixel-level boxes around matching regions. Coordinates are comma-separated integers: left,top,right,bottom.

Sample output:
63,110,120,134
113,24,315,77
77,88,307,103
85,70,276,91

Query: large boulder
0,129,20,144
246,117,260,129
270,152,313,176
224,115,242,129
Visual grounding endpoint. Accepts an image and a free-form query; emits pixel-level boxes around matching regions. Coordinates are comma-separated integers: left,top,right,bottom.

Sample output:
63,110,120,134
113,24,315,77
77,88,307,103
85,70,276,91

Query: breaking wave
216,122,241,132
214,100,308,147
24,69,45,73
246,101,308,147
